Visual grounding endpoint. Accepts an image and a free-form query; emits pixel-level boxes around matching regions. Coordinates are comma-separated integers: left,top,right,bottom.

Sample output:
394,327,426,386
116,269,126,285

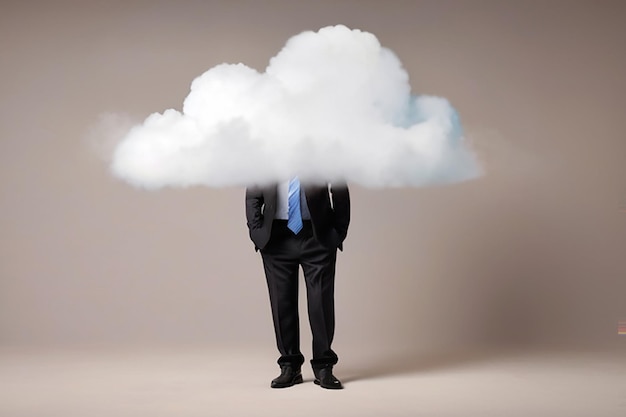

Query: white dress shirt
275,179,311,220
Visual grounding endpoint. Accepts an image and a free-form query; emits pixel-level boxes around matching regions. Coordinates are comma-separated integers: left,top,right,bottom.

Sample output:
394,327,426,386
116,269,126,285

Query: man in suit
245,179,350,389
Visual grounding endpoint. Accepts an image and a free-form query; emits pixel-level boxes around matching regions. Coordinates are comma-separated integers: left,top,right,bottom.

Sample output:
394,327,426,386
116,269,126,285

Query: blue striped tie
287,177,303,234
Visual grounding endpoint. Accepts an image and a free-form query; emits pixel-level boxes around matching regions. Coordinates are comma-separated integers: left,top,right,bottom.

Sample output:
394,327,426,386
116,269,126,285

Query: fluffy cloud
111,25,479,188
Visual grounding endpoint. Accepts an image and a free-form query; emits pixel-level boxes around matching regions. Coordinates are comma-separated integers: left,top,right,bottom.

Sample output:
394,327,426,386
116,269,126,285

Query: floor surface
1,345,624,417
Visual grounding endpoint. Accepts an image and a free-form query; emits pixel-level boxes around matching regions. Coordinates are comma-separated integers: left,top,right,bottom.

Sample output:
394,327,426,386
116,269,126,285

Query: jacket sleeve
330,183,350,241
245,187,264,231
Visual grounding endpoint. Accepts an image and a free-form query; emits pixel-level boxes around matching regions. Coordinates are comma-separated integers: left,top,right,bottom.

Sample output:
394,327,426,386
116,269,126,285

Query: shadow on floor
339,348,513,383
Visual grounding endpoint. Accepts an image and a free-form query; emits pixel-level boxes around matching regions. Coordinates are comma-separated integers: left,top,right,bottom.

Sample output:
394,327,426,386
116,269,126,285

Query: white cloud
111,25,480,189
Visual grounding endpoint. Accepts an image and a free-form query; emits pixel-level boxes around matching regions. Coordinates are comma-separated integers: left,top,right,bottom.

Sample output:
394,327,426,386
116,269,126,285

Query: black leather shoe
271,366,303,388
313,367,343,389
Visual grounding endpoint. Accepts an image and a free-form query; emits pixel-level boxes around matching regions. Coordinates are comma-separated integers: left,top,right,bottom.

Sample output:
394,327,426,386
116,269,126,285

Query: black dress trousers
260,220,338,369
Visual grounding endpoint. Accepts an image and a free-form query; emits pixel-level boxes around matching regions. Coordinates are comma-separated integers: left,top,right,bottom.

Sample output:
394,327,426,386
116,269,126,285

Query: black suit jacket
245,183,350,251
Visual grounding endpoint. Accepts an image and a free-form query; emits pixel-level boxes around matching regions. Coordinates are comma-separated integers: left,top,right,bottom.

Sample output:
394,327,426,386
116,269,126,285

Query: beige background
1,0,625,357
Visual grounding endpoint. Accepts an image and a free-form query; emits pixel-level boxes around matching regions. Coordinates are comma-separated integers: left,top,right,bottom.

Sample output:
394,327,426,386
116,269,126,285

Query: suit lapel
303,184,324,202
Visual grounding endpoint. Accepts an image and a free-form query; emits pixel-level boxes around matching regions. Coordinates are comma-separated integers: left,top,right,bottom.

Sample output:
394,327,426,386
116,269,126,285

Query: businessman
245,179,350,389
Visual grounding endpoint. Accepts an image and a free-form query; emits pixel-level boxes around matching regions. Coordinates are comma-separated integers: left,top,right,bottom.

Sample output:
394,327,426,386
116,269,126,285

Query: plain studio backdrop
1,0,625,366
